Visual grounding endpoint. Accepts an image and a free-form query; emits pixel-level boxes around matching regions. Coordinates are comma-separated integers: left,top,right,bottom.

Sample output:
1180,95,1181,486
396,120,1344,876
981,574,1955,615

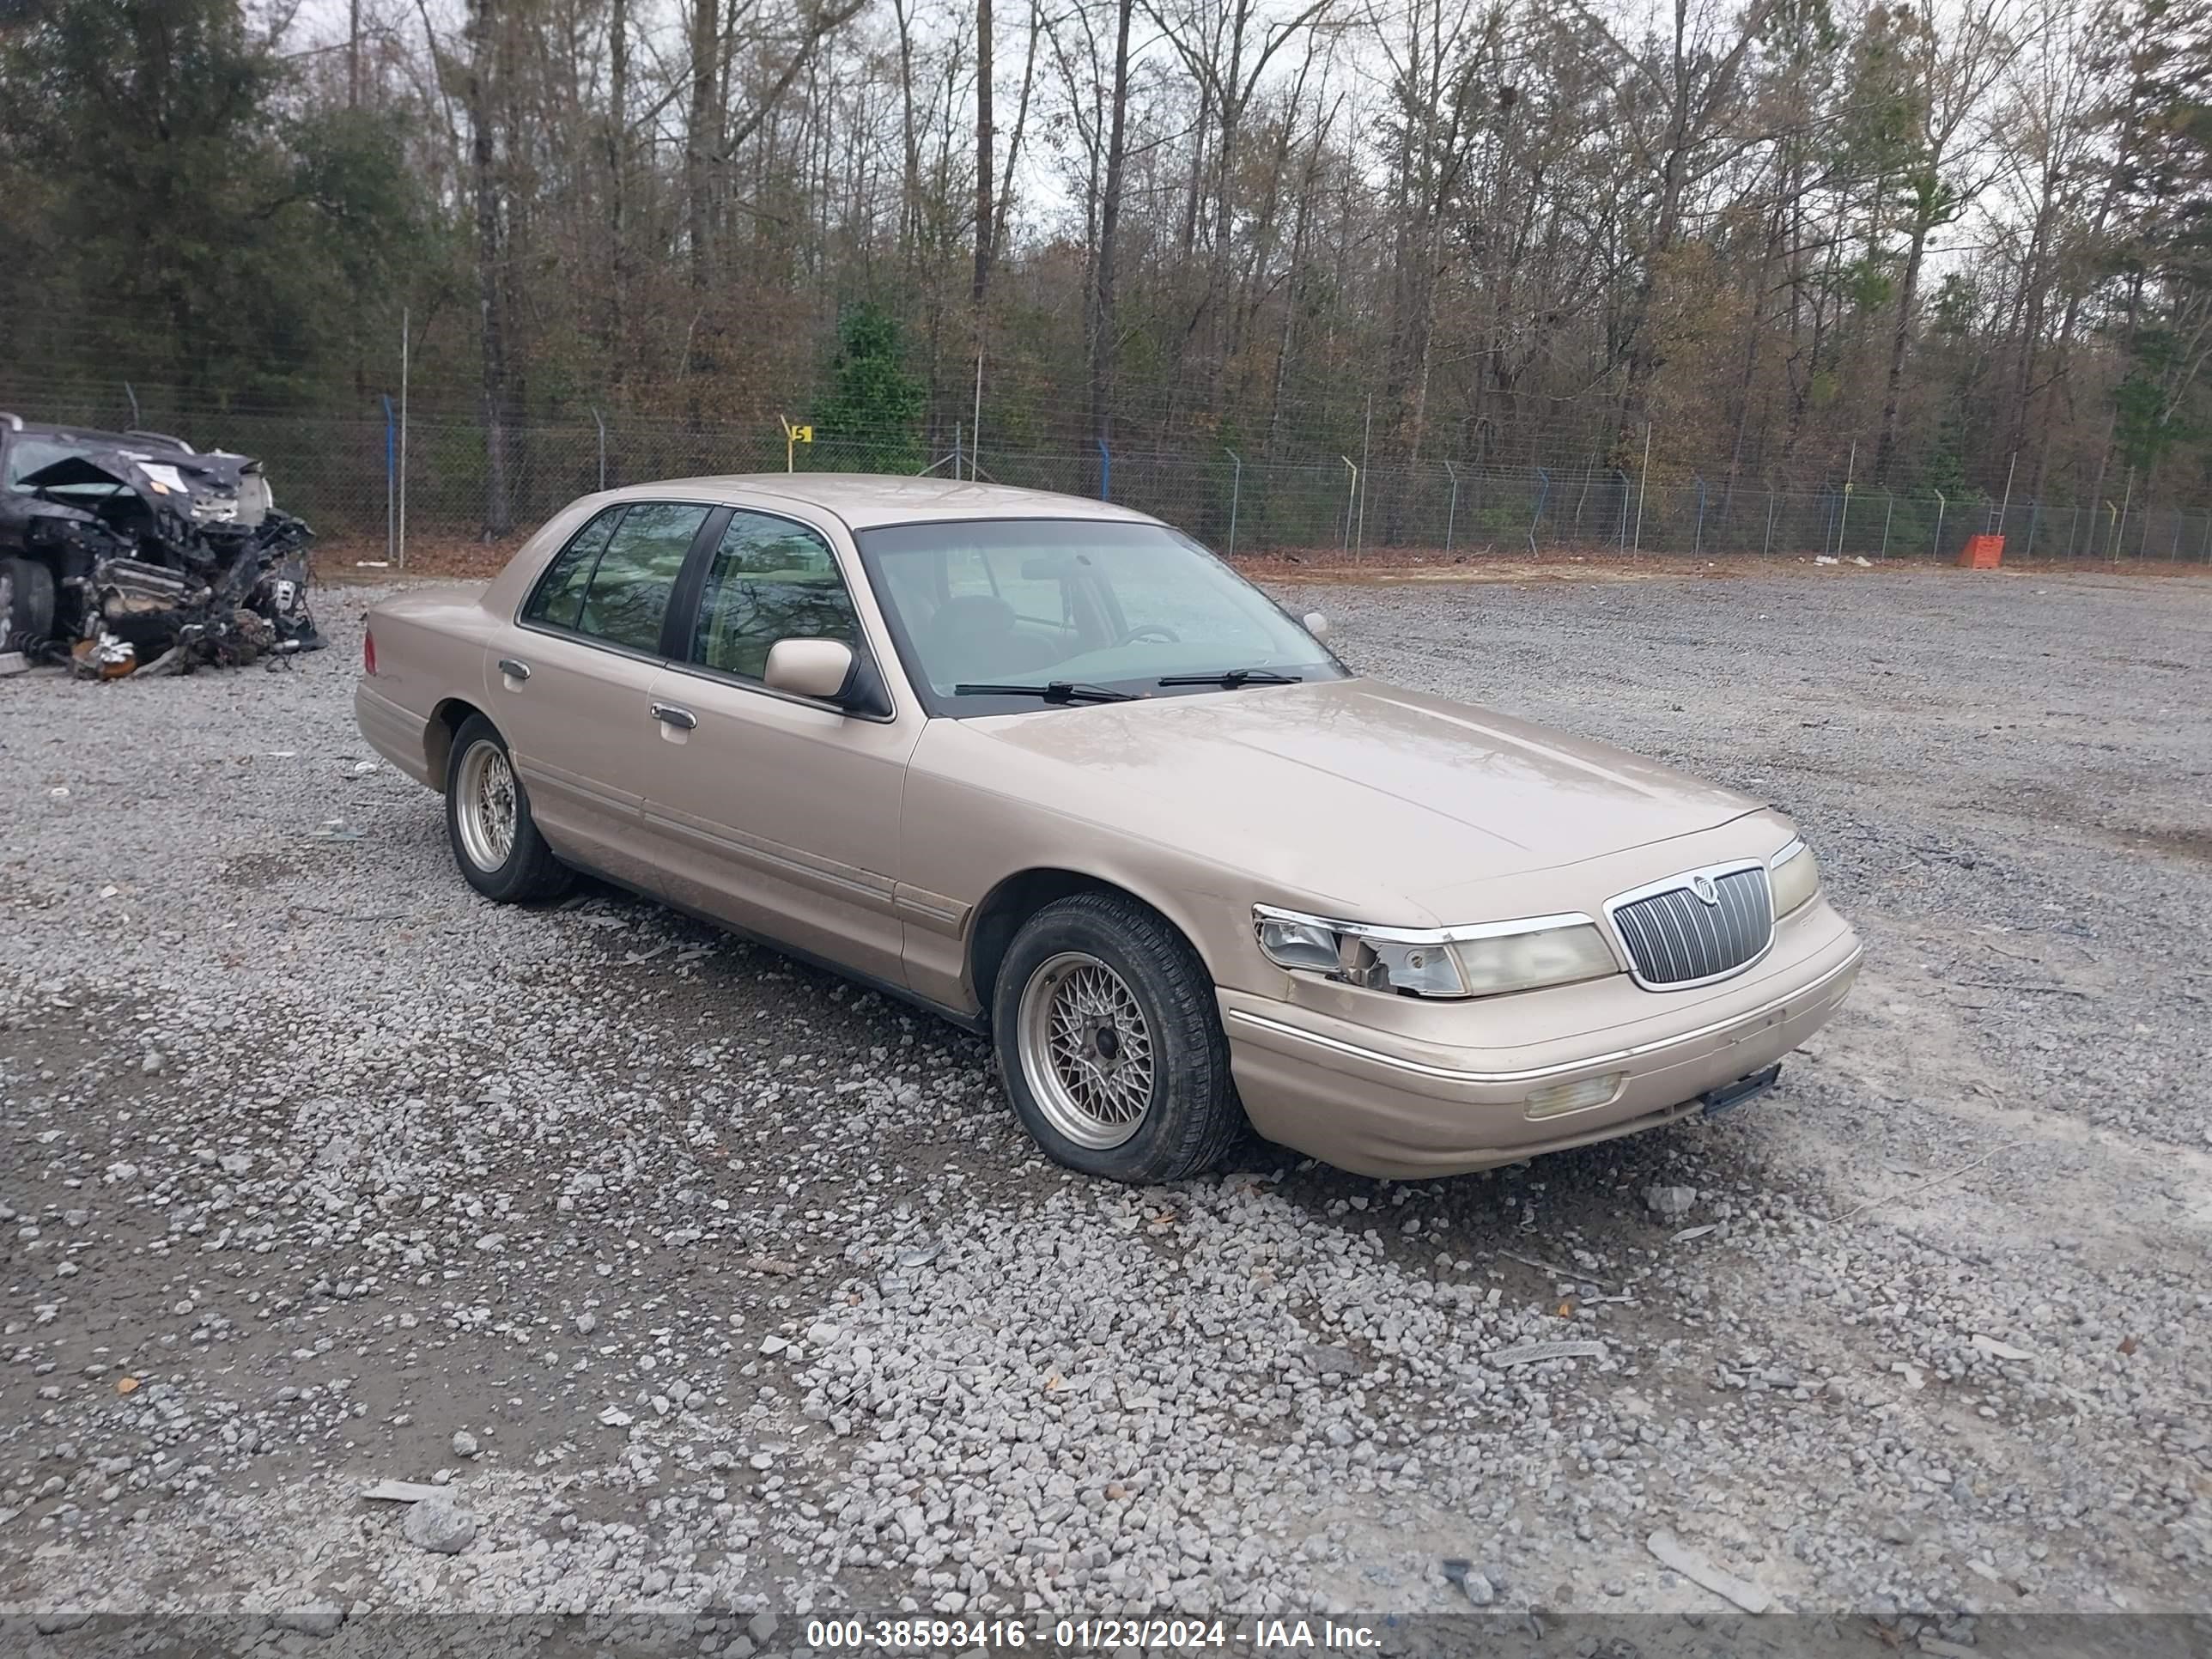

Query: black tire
2,557,56,653
991,890,1245,1182
443,714,574,903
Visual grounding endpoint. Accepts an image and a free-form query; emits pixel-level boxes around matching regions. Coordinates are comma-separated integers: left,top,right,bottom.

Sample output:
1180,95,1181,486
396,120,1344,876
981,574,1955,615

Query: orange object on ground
1960,533,2004,569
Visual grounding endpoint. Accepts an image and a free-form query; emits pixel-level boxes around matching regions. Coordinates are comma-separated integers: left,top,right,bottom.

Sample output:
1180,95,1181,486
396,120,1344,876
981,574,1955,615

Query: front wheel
992,892,1244,1182
444,714,574,902
2,557,56,653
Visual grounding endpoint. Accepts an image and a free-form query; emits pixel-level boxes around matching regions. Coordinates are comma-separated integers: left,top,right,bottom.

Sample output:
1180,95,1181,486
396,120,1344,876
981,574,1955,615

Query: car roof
601,473,1164,532
4,421,198,454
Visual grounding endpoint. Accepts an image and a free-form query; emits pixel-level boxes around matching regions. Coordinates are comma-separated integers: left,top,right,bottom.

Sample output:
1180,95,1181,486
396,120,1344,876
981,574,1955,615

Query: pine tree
2098,0,2212,476
811,305,927,474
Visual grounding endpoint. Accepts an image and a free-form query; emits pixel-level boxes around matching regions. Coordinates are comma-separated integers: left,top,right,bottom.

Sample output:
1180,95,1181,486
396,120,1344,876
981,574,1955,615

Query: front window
689,509,862,681
854,518,1340,713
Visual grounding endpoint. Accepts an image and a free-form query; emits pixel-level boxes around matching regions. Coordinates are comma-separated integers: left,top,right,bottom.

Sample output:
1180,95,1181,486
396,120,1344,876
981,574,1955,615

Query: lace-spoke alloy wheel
441,713,574,904
993,891,1245,1182
453,738,519,872
1019,951,1158,1149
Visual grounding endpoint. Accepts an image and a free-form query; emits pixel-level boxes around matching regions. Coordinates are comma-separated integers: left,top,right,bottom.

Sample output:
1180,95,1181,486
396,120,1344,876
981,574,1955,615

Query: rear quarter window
522,507,623,629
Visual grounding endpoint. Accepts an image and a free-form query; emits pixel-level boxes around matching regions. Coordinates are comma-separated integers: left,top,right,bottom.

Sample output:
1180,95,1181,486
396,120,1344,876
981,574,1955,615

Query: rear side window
579,503,710,652
688,510,861,681
523,507,623,629
524,501,710,653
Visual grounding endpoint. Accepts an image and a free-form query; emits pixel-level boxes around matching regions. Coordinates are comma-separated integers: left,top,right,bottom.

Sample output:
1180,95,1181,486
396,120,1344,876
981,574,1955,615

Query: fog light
1522,1073,1626,1121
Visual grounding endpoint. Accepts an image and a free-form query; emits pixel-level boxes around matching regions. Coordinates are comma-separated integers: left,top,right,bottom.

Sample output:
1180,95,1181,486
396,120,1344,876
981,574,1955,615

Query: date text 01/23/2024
803,1619,1387,1650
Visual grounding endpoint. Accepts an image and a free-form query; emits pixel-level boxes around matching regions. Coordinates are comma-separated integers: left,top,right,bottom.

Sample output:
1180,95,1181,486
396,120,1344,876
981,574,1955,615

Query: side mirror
764,638,857,702
1302,611,1331,641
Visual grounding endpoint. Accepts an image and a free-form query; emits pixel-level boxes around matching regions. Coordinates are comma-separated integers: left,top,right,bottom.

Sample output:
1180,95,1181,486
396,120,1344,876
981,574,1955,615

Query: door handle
650,702,698,731
497,658,532,682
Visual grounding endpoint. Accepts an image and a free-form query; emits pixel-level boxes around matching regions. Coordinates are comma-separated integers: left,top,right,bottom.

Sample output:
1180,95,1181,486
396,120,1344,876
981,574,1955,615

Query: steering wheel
1117,623,1182,645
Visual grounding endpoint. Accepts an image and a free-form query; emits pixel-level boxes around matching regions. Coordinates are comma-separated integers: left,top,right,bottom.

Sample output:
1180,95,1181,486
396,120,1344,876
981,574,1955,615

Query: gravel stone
0,571,2204,1618
270,1602,345,1637
400,1500,477,1555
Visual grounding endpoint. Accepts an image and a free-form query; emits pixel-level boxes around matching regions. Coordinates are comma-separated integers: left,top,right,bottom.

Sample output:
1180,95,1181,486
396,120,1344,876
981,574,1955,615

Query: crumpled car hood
18,443,265,526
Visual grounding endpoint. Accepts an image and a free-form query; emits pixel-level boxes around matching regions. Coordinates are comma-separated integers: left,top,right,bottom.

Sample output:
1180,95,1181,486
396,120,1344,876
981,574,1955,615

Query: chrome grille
1611,866,1773,988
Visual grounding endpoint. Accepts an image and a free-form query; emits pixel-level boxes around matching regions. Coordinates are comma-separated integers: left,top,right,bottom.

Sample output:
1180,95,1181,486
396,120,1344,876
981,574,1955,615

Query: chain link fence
9,389,2209,565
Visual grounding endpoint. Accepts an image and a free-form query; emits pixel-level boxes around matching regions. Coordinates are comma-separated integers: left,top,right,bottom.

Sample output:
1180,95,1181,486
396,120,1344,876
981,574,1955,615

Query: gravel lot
1,563,2207,1631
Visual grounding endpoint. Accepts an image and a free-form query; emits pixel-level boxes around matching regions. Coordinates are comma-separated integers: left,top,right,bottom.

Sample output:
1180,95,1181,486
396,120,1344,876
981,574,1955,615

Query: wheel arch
425,697,489,791
966,866,1221,1020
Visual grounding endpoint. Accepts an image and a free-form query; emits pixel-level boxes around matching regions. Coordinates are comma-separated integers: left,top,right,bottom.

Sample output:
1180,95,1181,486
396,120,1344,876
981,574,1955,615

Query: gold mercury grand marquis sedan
356,476,1863,1183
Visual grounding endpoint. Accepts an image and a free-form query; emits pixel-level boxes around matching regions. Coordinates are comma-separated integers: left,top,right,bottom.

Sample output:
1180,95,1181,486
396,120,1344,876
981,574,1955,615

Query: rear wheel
993,892,1244,1182
444,714,574,902
2,557,56,653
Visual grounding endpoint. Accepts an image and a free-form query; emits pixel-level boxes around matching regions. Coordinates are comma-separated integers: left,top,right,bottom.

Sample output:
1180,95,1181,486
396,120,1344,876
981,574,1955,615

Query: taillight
362,629,377,676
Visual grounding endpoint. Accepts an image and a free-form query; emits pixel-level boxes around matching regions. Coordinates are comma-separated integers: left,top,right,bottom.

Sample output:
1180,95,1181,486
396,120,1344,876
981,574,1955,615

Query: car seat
920,593,1059,682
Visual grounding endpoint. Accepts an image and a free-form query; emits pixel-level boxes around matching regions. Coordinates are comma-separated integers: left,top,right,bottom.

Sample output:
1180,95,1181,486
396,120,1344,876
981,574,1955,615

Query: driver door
639,507,923,986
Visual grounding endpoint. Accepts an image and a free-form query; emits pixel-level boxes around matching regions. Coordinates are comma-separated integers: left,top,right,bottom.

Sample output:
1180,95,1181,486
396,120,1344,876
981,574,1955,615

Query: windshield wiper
1156,668,1304,689
951,680,1137,704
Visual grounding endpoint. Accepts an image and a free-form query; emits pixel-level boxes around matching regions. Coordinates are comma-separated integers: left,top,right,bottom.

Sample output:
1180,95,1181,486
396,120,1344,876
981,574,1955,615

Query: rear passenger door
640,506,922,986
486,499,719,890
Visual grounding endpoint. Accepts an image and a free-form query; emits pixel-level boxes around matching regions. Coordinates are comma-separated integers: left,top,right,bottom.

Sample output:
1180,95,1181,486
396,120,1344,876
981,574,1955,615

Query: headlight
1452,921,1620,995
1769,839,1820,917
1254,906,1619,999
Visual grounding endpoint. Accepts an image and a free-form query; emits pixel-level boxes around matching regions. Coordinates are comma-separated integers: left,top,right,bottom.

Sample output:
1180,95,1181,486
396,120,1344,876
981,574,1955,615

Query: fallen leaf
1556,1299,1577,1318
2118,1335,2139,1355
115,1376,140,1395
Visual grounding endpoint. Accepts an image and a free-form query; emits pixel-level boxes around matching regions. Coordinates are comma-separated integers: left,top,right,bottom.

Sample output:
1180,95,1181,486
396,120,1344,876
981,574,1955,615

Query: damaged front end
0,416,321,677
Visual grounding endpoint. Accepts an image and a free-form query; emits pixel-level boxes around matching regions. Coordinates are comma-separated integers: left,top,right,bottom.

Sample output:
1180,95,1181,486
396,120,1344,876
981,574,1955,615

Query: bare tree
1874,0,2032,478
972,0,994,310
17,0,2203,525
1573,0,1783,427
467,0,513,538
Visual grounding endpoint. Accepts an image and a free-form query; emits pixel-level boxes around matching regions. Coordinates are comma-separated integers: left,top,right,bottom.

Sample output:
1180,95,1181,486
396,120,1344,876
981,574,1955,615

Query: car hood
959,678,1765,920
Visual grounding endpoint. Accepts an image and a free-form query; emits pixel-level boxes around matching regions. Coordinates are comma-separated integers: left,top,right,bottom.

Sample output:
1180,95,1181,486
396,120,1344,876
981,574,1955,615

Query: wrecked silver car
0,413,320,675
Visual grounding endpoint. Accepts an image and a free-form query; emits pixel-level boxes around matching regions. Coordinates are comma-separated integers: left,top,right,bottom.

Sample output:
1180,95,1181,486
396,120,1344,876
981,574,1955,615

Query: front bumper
1220,903,1862,1178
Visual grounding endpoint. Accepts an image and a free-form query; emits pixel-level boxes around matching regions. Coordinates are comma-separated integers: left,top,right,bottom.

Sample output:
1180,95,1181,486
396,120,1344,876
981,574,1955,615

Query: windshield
4,437,106,492
853,518,1342,714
